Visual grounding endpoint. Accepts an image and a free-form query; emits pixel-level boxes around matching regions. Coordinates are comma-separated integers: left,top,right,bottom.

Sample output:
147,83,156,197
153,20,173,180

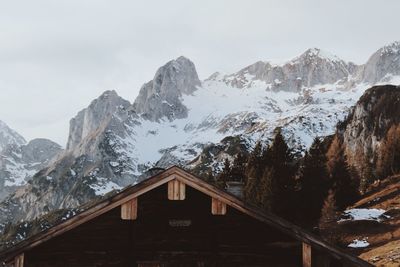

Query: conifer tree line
211,123,400,229
213,128,361,229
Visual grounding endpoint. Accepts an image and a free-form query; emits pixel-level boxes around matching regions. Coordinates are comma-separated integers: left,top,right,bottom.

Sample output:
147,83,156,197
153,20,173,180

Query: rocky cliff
340,85,400,174
0,129,62,201
133,56,201,121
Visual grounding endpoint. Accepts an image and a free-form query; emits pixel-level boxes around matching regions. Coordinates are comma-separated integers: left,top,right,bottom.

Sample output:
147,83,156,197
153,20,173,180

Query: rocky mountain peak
294,47,344,64
220,47,352,91
0,120,26,151
133,56,201,121
21,138,62,163
380,41,400,56
0,137,62,201
361,41,400,83
66,90,131,151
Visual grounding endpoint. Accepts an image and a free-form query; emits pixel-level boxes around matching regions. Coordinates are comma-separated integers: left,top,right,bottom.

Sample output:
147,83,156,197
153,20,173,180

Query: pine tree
318,189,339,243
244,142,264,203
298,137,329,226
359,149,374,194
377,124,400,178
230,152,247,182
243,132,295,218
326,135,341,175
326,135,359,210
268,129,295,216
257,166,275,211
216,158,231,188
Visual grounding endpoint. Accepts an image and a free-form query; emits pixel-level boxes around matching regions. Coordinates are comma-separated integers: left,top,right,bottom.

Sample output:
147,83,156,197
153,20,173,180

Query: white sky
0,0,399,146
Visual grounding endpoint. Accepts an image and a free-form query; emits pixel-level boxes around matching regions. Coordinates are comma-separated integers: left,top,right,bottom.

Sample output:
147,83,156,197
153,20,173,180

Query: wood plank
15,254,24,267
121,198,137,220
173,179,180,200
211,198,226,215
179,180,185,200
137,262,160,267
168,179,185,200
168,179,174,200
303,242,312,267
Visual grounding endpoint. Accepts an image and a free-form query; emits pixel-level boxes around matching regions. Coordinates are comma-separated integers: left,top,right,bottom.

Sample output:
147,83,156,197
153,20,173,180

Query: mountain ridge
0,41,399,229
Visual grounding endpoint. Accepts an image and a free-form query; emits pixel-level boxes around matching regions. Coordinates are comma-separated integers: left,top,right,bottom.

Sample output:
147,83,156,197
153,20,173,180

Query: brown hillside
339,175,400,266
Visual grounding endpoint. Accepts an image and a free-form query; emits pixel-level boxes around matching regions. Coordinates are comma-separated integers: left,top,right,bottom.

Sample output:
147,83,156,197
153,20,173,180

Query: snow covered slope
0,138,62,201
0,121,62,201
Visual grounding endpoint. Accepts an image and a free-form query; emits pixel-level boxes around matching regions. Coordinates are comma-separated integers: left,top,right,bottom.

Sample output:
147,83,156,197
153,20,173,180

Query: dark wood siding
24,183,340,267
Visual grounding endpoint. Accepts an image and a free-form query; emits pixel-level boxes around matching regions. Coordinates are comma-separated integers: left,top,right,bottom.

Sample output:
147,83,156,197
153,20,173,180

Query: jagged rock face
0,58,202,225
66,90,132,151
0,91,142,224
0,138,62,201
20,139,61,163
0,121,26,152
342,85,400,170
133,56,201,121
222,48,355,91
361,41,400,83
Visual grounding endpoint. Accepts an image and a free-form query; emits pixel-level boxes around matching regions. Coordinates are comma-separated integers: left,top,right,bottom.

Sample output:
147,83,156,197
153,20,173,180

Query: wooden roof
0,166,372,266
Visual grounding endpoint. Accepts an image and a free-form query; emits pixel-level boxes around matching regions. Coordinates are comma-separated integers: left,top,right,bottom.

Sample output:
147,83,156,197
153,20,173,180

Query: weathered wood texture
167,179,185,200
211,198,226,215
121,198,138,220
15,254,24,267
303,242,312,267
23,185,305,267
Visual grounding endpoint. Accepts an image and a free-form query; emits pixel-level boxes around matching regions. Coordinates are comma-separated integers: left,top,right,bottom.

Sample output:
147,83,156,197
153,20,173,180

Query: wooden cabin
0,166,371,267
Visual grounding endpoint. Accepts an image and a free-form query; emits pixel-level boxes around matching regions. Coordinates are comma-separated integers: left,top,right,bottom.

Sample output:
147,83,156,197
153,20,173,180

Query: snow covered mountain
0,131,62,201
0,121,25,152
361,41,400,83
1,41,400,227
220,47,356,91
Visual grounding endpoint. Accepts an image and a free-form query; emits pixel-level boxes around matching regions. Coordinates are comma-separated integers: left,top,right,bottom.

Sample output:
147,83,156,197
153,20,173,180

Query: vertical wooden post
303,242,312,267
121,198,138,220
211,198,227,215
14,254,24,267
168,179,185,200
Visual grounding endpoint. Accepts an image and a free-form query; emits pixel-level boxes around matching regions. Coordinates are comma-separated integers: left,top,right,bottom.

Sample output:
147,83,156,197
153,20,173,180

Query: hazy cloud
0,0,399,146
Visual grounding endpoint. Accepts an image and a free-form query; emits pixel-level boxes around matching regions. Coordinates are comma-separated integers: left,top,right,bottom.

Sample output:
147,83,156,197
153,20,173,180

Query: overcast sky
0,0,399,146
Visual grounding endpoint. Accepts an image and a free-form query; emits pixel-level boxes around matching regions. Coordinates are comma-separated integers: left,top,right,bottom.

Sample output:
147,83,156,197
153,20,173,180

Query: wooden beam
211,198,226,215
14,254,24,267
168,179,185,200
303,242,312,267
121,198,137,220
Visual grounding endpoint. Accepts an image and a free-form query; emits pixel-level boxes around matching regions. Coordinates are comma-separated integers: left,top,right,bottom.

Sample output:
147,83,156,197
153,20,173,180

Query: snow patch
109,161,120,167
348,238,370,248
340,208,389,222
89,178,123,196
